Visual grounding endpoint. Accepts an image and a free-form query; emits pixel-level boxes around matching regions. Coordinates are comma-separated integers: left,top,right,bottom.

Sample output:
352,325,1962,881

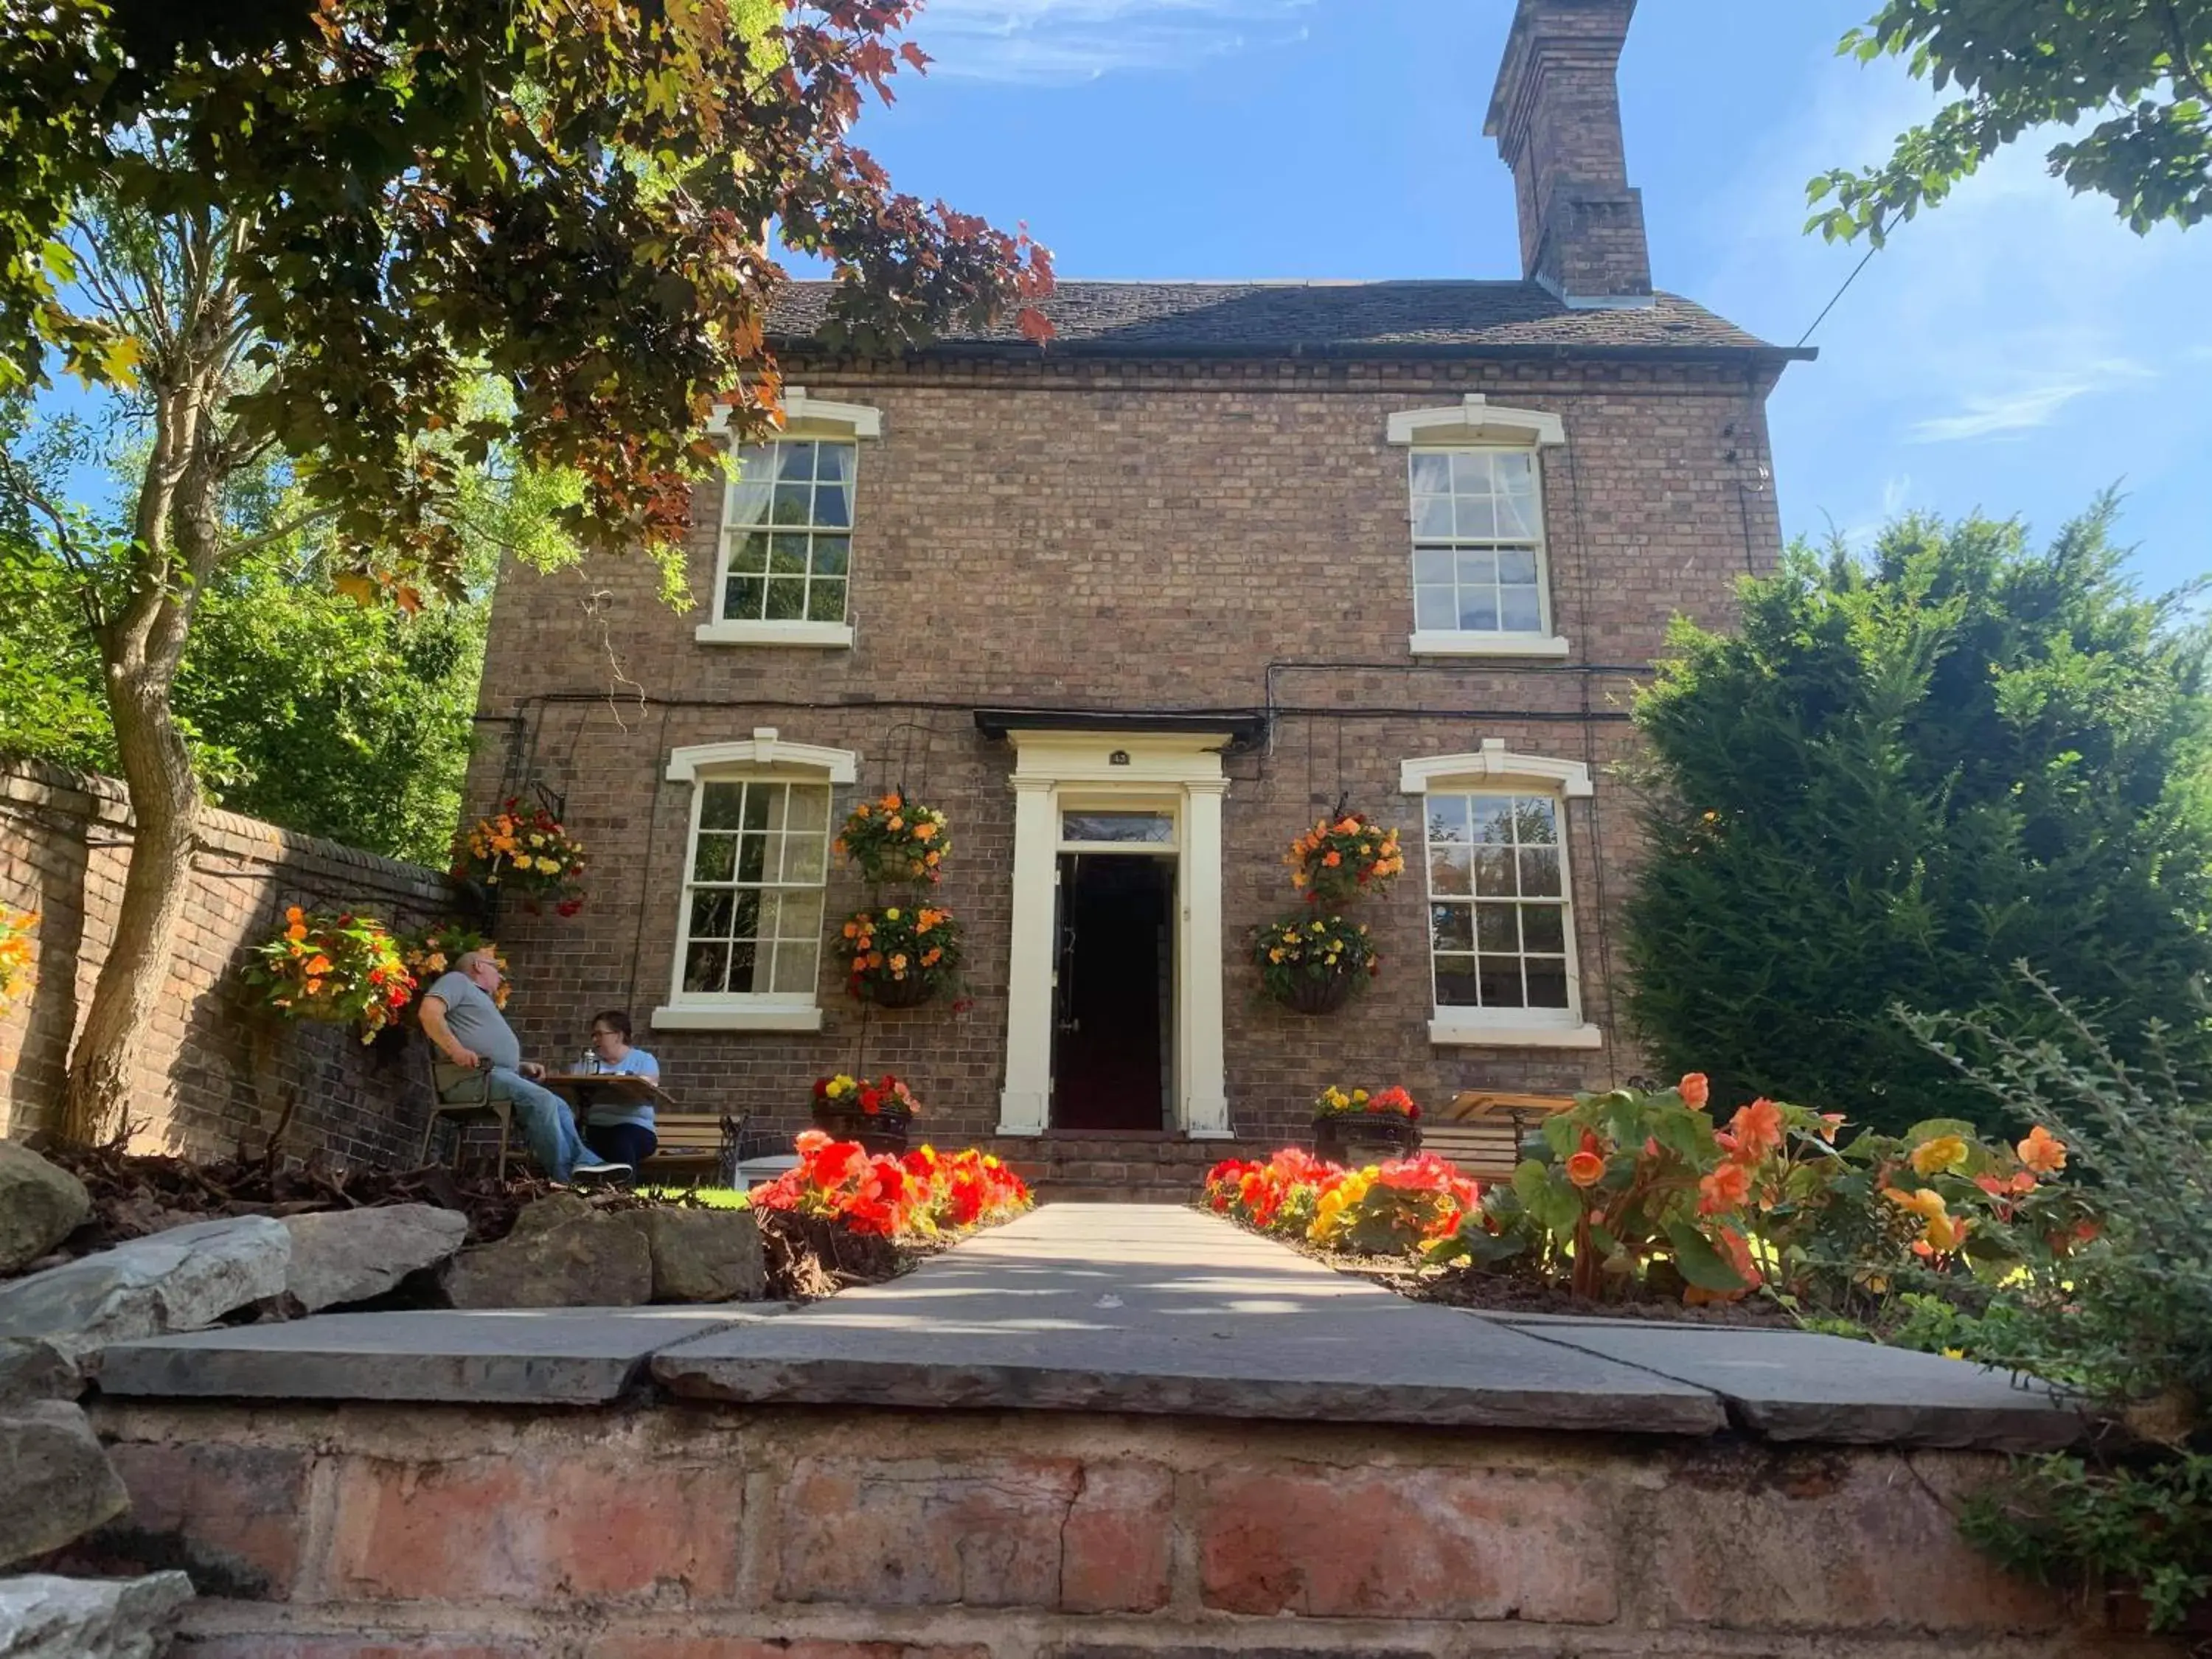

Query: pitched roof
766,279,1805,362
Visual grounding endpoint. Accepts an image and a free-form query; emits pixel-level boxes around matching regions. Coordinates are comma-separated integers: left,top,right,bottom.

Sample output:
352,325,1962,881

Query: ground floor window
678,776,832,999
1424,790,1573,1015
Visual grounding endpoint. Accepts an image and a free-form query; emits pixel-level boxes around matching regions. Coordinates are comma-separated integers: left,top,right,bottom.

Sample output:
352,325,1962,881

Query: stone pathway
97,1203,2084,1450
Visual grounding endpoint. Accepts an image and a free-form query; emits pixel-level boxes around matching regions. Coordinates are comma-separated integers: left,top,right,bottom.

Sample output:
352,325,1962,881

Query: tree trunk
57,349,229,1147
58,664,204,1145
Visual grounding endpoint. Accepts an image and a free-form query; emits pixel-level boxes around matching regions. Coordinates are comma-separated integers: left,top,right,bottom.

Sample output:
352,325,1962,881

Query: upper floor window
653,730,859,1032
1387,395,1569,660
1411,448,1545,636
1401,742,1601,1049
722,437,854,627
698,390,880,650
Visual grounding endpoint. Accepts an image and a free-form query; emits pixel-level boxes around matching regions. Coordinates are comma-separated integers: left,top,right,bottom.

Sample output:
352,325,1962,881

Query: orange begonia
2017,1125,2067,1175
1698,1161,1751,1214
1565,1150,1607,1188
1678,1072,1710,1110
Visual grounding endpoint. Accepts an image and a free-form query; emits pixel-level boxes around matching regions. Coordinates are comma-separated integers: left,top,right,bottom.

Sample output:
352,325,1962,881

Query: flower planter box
810,1104,914,1157
1312,1113,1422,1168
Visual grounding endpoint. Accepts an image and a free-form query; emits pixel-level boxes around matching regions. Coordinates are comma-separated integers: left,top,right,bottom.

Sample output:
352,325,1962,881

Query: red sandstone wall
0,759,453,1165
72,1398,2178,1657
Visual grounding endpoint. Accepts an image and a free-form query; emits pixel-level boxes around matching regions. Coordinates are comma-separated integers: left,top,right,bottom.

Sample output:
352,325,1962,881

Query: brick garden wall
468,355,1782,1151
72,1397,2179,1657
0,758,452,1166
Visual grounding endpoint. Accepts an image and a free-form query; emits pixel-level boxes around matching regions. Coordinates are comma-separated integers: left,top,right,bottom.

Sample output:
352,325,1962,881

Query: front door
1051,852,1173,1130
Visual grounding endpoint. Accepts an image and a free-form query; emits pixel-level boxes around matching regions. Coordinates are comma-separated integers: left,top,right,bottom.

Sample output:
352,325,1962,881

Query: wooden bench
639,1113,745,1186
1419,1091,1576,1180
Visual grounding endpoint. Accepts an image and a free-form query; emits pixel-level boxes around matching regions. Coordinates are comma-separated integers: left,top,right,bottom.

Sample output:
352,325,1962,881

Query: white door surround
995,731,1233,1139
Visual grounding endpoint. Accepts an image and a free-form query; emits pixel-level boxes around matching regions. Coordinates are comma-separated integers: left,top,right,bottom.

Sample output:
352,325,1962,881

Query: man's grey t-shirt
423,971,521,1071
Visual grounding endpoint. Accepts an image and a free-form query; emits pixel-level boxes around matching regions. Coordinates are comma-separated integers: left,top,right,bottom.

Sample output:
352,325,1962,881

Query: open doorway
1051,852,1173,1130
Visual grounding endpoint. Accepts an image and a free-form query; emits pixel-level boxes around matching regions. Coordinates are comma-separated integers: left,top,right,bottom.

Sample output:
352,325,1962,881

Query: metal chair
417,1050,513,1179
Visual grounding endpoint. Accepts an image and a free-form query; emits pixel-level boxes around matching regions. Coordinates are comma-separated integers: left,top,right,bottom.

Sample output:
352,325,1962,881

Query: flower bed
751,1130,1033,1241
1205,1074,2093,1326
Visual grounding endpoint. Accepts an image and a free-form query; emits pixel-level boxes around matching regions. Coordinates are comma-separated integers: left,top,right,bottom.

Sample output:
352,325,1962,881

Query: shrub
1905,979,2212,1630
1624,504,2212,1137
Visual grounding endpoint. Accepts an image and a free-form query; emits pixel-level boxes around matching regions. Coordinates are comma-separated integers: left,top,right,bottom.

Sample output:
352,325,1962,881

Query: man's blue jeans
459,1067,588,1182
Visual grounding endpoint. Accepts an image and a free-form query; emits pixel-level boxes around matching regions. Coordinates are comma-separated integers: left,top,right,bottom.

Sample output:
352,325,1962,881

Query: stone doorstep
81,1207,2086,1453
94,1307,790,1405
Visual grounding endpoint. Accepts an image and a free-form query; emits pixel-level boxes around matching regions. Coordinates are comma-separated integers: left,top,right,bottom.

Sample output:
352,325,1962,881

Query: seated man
418,950,626,1184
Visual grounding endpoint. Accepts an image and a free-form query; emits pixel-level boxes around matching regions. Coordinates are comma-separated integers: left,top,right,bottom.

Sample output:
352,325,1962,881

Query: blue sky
819,0,2212,597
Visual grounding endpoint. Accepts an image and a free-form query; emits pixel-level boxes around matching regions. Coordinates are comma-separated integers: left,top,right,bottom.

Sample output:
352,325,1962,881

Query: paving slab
652,1205,1728,1433
95,1307,785,1405
1489,1318,2086,1451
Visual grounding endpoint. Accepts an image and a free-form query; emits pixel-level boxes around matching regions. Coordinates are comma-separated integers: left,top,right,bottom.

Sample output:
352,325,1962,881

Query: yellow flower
886,907,902,922
1910,1135,1969,1177
1885,1186,1949,1224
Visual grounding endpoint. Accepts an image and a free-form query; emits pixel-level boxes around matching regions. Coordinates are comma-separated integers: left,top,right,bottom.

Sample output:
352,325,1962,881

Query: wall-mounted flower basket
835,903,963,1009
1312,1085,1423,1166
835,791,951,886
1253,914,1378,1015
810,1074,919,1156
1286,811,1405,906
240,907,418,1042
451,800,587,917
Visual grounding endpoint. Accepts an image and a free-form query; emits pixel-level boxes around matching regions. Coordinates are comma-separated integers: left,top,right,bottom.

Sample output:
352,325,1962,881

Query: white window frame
1401,741,1601,1048
1388,394,1569,660
698,389,881,649
651,729,859,1033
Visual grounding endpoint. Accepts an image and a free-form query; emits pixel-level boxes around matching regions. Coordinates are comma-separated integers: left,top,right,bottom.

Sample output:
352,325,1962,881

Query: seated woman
577,1010,659,1173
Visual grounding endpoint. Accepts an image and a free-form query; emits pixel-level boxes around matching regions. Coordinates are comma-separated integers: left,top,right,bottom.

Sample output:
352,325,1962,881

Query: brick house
467,0,1806,1186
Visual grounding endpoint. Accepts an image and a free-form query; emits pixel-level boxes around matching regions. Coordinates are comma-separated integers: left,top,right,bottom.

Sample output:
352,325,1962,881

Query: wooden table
537,1073,679,1121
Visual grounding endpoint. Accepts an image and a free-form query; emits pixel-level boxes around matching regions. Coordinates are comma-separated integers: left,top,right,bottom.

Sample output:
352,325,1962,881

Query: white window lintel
1388,394,1564,448
666,729,859,785
1399,740,1593,799
707,386,882,439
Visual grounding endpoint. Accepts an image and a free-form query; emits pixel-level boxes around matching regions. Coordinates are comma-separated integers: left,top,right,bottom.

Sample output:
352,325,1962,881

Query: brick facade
467,353,1787,1159
0,758,450,1164
72,1397,2181,1655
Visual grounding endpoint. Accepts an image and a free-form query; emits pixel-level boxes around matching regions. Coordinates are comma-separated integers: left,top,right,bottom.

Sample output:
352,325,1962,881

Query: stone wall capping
94,1306,787,1405
94,1207,2084,1453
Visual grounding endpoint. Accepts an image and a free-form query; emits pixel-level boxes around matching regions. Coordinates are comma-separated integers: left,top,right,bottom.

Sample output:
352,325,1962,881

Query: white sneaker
571,1160,632,1184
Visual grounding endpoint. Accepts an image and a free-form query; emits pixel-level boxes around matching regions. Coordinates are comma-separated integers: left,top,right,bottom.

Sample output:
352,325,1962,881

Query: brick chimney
1484,0,1653,308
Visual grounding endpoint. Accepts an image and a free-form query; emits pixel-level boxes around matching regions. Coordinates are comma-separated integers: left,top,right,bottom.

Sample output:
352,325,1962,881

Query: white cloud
910,0,1313,83
1910,360,2157,443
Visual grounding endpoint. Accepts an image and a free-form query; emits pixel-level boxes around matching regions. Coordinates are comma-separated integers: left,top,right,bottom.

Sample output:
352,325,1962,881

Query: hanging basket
810,1103,914,1157
855,974,936,1009
1313,1114,1422,1168
1278,972,1356,1016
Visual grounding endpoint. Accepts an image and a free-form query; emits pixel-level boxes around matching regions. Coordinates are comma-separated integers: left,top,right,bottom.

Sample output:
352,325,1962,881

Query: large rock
0,1342,77,1408
0,1572,192,1658
440,1210,651,1309
282,1204,468,1312
0,1217,290,1363
629,1208,765,1303
0,1401,128,1567
0,1144,90,1275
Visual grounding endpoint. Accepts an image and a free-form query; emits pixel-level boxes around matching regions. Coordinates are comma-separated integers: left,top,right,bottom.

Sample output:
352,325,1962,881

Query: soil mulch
17,1135,912,1304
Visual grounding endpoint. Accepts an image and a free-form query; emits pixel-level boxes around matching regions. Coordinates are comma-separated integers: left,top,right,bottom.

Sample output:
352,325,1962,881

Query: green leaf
1663,1222,1750,1293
